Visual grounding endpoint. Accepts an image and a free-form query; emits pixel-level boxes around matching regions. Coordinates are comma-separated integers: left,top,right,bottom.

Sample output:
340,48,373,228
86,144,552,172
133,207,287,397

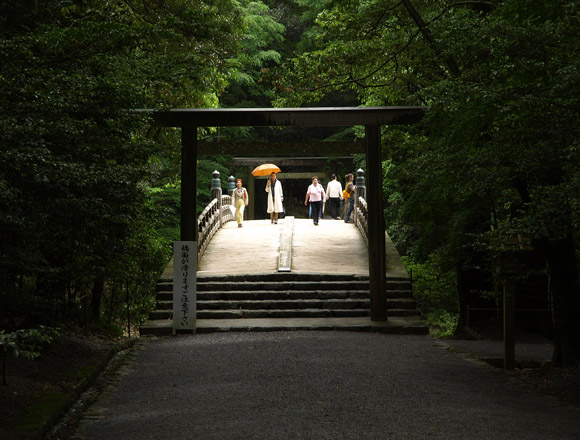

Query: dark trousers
329,197,340,218
311,200,322,224
344,198,354,222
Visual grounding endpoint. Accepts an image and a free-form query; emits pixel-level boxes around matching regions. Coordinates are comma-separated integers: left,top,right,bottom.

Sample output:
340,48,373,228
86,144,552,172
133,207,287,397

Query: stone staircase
139,273,427,336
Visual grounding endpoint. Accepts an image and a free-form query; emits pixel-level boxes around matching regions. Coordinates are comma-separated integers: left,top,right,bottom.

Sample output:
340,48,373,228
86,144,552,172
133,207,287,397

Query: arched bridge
140,193,427,336
138,106,428,336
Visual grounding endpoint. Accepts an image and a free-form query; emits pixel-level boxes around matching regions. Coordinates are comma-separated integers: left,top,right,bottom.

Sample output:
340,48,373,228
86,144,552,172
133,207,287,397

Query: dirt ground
0,330,579,440
0,331,129,440
453,320,580,409
507,365,580,408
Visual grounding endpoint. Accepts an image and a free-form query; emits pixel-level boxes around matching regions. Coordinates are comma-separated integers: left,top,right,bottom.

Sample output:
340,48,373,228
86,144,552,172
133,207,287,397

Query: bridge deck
197,218,407,278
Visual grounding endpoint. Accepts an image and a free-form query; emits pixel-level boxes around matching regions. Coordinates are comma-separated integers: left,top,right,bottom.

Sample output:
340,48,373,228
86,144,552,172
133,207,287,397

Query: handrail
354,196,368,247
197,194,234,263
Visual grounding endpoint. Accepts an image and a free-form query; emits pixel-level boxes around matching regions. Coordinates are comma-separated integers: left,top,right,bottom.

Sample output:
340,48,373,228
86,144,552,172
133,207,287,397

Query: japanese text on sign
173,241,196,333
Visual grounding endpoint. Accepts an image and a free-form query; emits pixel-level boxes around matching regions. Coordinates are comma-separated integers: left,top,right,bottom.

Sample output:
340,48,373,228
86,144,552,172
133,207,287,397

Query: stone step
145,273,420,335
200,309,372,319
153,299,368,312
155,289,413,302
147,309,420,321
155,298,416,311
161,273,373,283
156,279,411,292
148,306,418,321
139,316,429,337
147,309,368,320
202,299,370,310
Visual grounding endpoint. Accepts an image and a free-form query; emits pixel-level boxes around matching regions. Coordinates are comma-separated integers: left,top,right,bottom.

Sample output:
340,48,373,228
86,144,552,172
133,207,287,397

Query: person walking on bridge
266,172,284,224
305,176,326,226
343,173,356,223
326,173,343,220
233,178,249,228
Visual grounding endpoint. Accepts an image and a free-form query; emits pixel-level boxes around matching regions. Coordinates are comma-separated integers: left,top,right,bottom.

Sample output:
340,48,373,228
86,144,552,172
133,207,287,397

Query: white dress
265,180,284,213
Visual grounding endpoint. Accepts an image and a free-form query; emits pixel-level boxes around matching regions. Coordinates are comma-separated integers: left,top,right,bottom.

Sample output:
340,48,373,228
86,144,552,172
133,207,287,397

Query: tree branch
303,29,421,92
362,1,404,39
401,0,462,77
301,0,488,92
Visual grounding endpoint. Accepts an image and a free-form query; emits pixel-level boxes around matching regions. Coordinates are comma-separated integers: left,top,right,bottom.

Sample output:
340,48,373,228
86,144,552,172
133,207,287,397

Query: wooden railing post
227,175,236,222
355,168,366,199
228,175,236,197
354,197,368,247
354,168,366,223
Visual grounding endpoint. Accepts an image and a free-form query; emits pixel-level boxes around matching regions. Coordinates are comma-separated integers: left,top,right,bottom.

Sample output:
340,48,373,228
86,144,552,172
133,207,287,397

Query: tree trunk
455,265,468,331
90,276,104,321
2,350,7,386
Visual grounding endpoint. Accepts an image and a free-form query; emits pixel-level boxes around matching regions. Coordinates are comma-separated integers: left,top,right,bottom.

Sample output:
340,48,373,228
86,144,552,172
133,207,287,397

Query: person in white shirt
325,173,343,220
304,176,326,226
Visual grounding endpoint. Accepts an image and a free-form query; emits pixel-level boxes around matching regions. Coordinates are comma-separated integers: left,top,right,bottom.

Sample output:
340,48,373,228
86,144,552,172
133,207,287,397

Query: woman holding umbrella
265,172,284,224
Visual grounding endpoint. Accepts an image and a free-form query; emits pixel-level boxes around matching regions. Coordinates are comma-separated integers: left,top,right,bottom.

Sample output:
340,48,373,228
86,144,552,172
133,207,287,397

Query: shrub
1,326,60,385
403,255,459,338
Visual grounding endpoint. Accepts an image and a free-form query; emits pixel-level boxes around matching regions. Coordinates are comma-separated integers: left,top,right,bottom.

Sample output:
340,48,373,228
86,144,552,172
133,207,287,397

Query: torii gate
147,107,426,322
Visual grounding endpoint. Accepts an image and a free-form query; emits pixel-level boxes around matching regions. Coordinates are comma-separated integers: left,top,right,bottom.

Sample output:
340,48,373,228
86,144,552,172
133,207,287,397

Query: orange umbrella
251,163,281,177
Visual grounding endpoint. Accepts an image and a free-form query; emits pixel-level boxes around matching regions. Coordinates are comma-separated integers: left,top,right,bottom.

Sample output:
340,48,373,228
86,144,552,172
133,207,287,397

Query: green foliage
425,310,459,340
221,0,285,107
276,1,580,356
149,184,182,244
0,327,59,361
403,256,457,311
0,0,245,329
1,326,60,385
402,255,458,336
3,0,579,358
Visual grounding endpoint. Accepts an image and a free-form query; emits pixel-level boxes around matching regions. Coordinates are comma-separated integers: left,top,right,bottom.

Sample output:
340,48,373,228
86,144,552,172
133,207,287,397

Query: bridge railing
352,168,368,247
197,193,234,263
354,196,368,247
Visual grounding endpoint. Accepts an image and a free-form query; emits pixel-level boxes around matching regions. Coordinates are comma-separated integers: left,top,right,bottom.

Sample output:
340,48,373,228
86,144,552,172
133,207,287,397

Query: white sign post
173,241,197,334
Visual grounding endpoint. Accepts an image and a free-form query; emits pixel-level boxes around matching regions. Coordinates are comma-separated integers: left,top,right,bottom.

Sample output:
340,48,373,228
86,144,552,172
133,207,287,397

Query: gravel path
71,332,580,440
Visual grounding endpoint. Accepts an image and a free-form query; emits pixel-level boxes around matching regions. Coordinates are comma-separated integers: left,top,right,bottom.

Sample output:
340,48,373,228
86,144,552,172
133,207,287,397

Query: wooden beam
253,172,330,180
198,141,365,156
366,125,387,321
232,157,355,167
145,106,427,128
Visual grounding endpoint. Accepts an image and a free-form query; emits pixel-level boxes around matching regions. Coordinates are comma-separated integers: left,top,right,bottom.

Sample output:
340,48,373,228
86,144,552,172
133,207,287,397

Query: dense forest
1,1,579,366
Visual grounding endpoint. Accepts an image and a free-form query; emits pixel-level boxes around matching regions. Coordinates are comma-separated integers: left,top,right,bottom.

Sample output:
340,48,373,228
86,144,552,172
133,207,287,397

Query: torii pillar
181,126,197,242
366,125,387,320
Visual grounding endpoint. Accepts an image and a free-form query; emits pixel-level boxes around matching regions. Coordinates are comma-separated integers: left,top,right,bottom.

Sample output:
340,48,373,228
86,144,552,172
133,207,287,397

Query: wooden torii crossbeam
145,106,427,321
197,140,365,156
